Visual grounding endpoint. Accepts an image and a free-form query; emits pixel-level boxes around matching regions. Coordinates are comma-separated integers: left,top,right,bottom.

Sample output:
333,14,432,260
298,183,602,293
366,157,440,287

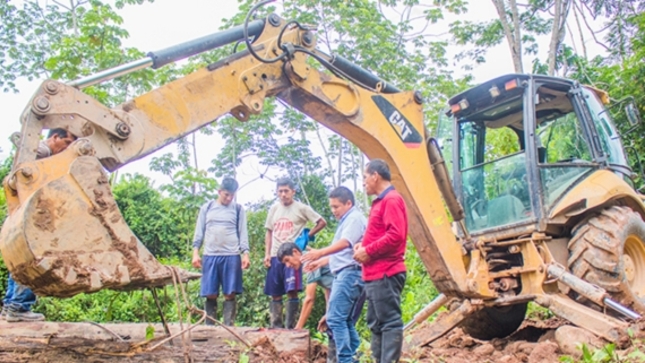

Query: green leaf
145,324,155,340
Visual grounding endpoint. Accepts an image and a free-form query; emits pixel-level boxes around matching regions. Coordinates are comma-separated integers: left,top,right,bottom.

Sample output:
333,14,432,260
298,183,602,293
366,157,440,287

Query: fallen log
0,321,312,363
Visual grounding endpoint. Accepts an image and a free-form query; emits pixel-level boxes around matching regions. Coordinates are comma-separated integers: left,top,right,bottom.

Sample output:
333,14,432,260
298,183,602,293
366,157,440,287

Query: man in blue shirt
303,186,367,363
192,177,249,326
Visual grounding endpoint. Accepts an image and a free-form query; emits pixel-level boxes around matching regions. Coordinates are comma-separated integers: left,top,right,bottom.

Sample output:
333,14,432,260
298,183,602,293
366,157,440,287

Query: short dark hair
329,186,355,206
277,242,300,262
366,159,391,181
276,177,296,191
47,128,74,140
220,177,239,193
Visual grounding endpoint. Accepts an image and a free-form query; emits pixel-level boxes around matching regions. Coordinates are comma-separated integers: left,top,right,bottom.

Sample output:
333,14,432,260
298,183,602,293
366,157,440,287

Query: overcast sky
0,0,606,205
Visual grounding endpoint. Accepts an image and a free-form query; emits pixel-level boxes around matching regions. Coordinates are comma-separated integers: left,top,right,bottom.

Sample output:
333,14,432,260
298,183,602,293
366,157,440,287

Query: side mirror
625,102,642,126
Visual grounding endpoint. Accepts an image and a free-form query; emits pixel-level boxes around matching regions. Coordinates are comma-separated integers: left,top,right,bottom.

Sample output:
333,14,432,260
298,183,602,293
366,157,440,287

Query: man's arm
264,229,273,268
364,198,407,259
308,218,326,238
303,256,330,273
304,213,366,262
238,206,250,254
295,283,318,329
302,239,349,262
302,205,326,238
237,206,250,269
191,205,208,268
264,206,276,268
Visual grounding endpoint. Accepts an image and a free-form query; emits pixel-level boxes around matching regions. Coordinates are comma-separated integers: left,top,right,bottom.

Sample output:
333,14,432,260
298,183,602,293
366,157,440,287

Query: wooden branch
573,1,610,52
572,3,588,59
52,0,71,10
547,0,564,76
508,0,523,72
492,0,522,72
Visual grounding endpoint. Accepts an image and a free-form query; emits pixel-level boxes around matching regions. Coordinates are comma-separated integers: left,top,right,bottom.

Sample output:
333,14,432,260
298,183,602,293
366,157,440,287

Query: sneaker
6,310,45,322
0,307,6,320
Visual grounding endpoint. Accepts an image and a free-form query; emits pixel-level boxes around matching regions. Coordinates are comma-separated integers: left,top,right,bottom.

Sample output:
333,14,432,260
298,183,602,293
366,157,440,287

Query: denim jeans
3,275,36,312
327,268,364,363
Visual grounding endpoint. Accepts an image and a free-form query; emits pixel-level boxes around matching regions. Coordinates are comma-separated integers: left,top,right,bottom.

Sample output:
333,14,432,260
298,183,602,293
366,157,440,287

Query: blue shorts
264,257,303,296
200,255,243,297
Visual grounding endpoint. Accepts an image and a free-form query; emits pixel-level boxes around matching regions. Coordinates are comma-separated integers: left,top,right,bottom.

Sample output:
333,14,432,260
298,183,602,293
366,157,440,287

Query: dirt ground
402,318,568,363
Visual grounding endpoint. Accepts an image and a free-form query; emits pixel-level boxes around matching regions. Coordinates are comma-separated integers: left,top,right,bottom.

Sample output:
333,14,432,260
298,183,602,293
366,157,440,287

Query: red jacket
362,187,408,281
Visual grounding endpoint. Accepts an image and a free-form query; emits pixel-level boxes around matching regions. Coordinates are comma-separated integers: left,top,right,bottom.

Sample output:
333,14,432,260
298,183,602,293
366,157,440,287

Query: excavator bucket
0,140,199,297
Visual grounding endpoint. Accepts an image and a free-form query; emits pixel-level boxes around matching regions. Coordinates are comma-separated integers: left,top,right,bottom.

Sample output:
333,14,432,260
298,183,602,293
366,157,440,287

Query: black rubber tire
460,303,527,340
568,206,645,313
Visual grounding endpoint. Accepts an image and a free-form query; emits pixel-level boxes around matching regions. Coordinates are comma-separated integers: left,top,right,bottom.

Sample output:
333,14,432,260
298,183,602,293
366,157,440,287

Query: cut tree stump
0,321,312,362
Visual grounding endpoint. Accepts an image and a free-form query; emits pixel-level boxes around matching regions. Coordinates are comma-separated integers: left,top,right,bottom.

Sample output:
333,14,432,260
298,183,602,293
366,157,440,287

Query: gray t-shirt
265,201,322,257
192,200,249,256
329,207,367,274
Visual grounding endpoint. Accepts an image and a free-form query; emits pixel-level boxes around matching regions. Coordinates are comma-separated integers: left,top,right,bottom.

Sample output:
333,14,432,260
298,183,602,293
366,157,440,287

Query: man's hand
301,248,323,263
264,255,272,268
317,315,328,332
353,242,362,252
353,246,370,263
303,259,323,273
241,253,250,270
192,251,202,269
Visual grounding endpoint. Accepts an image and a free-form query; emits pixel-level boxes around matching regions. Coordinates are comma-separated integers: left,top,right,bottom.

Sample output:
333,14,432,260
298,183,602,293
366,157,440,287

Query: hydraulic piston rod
68,18,267,89
404,293,449,331
547,264,641,320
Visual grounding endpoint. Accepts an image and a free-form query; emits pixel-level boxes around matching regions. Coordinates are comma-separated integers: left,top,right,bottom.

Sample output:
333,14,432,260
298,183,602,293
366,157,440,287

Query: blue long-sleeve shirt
192,200,249,256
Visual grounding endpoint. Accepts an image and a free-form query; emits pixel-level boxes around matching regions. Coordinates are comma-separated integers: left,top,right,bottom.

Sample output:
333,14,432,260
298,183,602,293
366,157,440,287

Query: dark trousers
365,273,406,363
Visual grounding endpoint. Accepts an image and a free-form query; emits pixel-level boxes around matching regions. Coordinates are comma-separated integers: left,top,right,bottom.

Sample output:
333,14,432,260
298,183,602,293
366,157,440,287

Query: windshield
535,85,594,206
436,108,454,179
582,87,629,170
458,112,531,232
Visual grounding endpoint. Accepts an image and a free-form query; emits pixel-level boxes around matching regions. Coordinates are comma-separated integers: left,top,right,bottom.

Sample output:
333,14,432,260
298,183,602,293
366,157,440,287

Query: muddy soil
403,318,568,363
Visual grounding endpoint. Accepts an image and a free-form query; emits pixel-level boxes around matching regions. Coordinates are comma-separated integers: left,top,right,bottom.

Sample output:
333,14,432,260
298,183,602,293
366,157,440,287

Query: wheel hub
624,235,645,297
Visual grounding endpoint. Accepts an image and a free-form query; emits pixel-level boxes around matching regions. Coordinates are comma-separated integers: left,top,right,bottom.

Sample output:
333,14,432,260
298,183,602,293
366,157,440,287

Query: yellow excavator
2,1,644,345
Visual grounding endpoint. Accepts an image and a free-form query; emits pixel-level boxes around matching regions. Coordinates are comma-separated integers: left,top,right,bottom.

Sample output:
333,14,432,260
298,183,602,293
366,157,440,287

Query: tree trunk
337,139,343,187
350,145,357,193
572,3,588,59
547,0,571,76
360,153,369,211
0,321,311,363
492,0,523,73
315,125,337,188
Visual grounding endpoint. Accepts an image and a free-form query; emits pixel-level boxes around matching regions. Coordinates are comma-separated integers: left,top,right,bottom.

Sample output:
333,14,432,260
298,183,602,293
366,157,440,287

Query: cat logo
371,95,423,148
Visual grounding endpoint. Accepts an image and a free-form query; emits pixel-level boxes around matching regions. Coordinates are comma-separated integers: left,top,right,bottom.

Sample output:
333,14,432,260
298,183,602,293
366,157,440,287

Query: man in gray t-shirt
192,177,249,326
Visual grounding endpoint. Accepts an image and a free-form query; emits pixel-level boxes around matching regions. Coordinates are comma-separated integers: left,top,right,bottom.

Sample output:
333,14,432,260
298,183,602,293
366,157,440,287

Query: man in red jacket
353,159,407,363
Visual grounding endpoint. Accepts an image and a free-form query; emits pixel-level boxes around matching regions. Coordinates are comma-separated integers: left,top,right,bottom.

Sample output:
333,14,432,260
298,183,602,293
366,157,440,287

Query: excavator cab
437,74,635,239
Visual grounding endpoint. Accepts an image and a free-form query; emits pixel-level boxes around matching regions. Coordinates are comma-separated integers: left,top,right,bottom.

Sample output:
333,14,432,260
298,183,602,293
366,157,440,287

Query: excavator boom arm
2,14,480,298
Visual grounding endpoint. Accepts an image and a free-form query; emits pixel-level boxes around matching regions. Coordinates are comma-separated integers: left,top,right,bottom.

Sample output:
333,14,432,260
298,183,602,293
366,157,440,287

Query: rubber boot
381,329,403,363
370,333,382,363
223,300,236,326
270,300,284,328
327,337,338,363
204,298,217,326
285,298,299,329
